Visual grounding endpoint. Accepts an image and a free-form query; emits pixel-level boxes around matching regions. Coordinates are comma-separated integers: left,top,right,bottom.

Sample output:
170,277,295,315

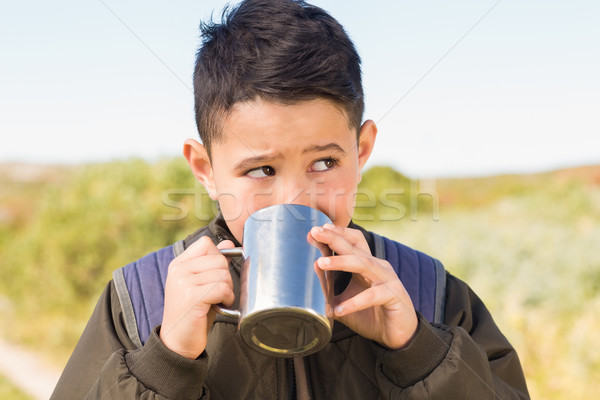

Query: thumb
217,239,235,250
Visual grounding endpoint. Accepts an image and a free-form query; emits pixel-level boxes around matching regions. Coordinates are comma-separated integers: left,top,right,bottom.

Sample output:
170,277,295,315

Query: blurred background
1,1,599,398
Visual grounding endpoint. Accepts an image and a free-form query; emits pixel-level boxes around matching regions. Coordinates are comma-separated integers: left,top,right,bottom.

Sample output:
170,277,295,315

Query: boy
51,0,529,398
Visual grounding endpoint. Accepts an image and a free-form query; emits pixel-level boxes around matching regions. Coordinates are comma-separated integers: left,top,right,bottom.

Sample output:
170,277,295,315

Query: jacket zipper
287,358,296,400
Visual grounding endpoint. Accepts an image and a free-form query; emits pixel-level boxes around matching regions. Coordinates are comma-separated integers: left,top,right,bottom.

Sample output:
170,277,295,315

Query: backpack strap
371,232,446,324
113,242,184,348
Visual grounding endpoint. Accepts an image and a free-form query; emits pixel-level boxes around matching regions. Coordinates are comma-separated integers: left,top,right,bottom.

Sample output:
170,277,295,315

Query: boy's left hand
310,224,418,350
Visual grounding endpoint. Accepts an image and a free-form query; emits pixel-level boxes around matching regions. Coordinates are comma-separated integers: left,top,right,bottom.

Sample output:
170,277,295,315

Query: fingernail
312,226,324,233
319,257,330,266
323,223,335,230
334,305,344,315
326,305,334,318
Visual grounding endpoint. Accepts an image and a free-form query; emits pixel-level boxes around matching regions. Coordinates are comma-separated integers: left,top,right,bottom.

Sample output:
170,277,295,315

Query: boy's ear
357,119,378,181
183,139,217,200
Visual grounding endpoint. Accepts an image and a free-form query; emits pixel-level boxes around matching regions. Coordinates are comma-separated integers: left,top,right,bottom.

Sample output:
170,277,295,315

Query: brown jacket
51,217,529,399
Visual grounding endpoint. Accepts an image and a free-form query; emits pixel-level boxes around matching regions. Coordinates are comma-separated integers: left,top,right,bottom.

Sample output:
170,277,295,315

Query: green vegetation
0,373,32,400
1,160,599,399
355,166,436,224
0,158,214,362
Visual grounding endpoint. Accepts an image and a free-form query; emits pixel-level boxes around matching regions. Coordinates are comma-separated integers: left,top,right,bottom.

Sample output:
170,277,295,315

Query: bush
355,166,436,224
0,158,214,360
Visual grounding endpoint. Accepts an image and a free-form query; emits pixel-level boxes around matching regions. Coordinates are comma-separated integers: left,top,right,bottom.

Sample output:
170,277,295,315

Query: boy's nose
279,177,319,208
282,186,310,207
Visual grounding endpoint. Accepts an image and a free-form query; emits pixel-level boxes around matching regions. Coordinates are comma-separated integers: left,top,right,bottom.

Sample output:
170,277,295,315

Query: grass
0,373,33,400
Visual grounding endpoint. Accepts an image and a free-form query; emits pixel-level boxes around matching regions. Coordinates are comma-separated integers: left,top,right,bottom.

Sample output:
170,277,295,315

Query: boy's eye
246,166,275,178
311,158,337,172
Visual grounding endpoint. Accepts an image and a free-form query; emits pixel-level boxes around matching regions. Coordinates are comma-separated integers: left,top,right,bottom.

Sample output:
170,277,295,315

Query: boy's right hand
159,236,235,359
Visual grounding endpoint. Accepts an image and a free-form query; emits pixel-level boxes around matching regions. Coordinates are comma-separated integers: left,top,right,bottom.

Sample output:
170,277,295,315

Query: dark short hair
193,0,364,155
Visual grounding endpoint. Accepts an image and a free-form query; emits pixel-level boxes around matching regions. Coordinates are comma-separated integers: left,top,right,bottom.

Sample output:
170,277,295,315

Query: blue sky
1,0,598,177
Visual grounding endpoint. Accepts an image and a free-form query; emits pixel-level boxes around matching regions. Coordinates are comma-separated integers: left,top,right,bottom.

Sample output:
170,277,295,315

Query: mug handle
211,247,244,319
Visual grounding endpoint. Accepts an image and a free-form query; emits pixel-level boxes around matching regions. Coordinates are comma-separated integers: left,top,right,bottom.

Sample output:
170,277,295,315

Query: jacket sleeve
50,281,210,400
373,273,530,399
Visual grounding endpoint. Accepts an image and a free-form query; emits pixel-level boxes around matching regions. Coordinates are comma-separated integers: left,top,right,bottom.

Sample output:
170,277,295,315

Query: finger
178,236,218,261
217,240,235,250
205,237,227,255
323,224,369,248
310,225,366,256
313,224,370,251
316,254,394,283
183,267,234,287
172,254,231,275
333,284,412,317
333,286,383,317
199,280,236,308
169,267,235,308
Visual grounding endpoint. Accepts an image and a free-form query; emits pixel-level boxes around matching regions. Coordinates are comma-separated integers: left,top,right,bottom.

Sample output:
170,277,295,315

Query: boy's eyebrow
302,143,346,154
233,143,345,171
234,153,282,171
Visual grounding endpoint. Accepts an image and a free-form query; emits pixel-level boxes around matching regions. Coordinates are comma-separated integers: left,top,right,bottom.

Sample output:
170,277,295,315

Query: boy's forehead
212,100,356,157
217,98,355,146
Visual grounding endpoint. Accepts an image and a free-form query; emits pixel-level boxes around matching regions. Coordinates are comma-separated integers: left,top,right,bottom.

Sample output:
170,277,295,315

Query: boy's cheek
217,193,246,222
218,190,273,239
318,187,357,227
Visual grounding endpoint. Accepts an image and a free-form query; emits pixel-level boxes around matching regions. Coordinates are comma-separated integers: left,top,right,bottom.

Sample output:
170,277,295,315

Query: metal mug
214,204,333,357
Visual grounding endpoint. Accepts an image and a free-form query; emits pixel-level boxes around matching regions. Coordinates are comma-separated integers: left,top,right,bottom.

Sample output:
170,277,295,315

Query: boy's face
185,98,377,243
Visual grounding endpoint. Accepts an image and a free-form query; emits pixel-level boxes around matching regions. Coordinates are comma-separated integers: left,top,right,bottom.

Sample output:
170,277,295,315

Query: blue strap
113,245,175,347
371,233,445,324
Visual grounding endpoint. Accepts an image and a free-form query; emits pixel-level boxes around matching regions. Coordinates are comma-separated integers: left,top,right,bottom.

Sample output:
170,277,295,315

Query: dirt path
0,337,61,400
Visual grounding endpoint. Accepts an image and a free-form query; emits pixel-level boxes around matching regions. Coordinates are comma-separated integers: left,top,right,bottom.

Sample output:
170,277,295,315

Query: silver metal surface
219,247,244,258
213,204,333,357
